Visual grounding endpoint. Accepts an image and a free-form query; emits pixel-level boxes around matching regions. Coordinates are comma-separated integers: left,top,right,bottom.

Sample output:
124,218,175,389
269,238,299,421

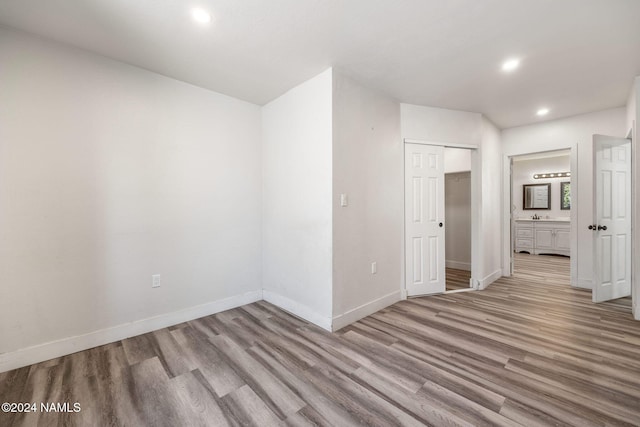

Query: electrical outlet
340,194,348,207
371,262,377,274
152,274,161,288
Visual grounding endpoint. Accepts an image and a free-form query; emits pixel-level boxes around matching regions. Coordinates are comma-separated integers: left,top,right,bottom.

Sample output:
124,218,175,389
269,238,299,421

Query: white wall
445,172,471,271
512,155,571,219
400,104,503,289
502,107,627,289
0,27,263,369
331,72,402,329
262,69,333,329
401,104,483,145
627,78,637,135
479,117,503,286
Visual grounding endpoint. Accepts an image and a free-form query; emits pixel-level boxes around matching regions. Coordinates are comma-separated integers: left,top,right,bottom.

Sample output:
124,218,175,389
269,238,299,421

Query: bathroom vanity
514,219,570,256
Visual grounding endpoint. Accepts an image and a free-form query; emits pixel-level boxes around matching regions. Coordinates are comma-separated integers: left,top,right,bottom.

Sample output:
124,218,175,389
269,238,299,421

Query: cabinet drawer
516,228,533,238
516,238,533,249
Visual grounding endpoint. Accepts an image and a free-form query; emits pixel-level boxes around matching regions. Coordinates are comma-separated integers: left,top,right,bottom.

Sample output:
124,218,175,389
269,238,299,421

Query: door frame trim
403,139,480,296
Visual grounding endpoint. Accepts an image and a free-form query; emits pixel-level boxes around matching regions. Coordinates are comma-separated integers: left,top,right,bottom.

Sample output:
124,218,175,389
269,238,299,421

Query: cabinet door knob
439,222,443,228
597,225,607,231
588,224,596,230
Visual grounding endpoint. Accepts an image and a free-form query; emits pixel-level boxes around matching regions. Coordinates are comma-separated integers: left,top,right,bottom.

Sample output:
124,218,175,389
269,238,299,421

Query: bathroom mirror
523,183,551,210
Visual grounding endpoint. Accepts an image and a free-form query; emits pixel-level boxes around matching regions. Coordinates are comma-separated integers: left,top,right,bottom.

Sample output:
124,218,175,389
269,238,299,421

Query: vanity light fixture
533,172,570,179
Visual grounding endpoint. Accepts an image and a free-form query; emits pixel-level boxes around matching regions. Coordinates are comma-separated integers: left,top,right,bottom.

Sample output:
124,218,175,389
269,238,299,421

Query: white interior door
405,144,445,296
592,135,631,303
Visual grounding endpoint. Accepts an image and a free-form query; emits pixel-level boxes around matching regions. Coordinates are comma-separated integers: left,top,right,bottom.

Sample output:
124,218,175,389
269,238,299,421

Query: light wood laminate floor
445,268,472,291
1,253,638,426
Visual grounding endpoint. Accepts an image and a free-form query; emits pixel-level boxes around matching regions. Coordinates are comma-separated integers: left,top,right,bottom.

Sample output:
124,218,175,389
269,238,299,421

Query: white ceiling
1,0,639,128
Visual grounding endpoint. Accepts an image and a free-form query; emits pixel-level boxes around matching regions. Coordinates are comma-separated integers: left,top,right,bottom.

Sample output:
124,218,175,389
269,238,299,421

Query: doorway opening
444,148,472,292
510,149,573,280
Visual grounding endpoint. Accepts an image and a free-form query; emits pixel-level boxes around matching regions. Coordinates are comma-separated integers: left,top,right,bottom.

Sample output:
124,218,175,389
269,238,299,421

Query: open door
592,135,631,303
405,144,445,296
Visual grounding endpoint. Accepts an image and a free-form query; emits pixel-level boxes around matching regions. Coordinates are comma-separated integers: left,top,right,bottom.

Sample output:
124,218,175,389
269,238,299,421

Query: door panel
534,229,553,249
593,135,631,303
405,144,445,296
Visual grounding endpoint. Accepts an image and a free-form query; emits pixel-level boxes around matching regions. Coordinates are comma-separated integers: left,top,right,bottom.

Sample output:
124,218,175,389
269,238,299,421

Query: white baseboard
0,290,263,374
634,303,639,321
446,260,471,271
262,290,332,332
478,269,502,290
332,290,401,331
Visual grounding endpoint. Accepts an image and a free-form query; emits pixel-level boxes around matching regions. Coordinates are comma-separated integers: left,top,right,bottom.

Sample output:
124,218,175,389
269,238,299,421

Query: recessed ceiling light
536,108,550,116
501,58,520,72
191,8,212,24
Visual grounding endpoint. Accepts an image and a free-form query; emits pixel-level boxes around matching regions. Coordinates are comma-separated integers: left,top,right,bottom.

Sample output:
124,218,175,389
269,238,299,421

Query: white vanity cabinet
514,221,534,253
515,220,570,256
